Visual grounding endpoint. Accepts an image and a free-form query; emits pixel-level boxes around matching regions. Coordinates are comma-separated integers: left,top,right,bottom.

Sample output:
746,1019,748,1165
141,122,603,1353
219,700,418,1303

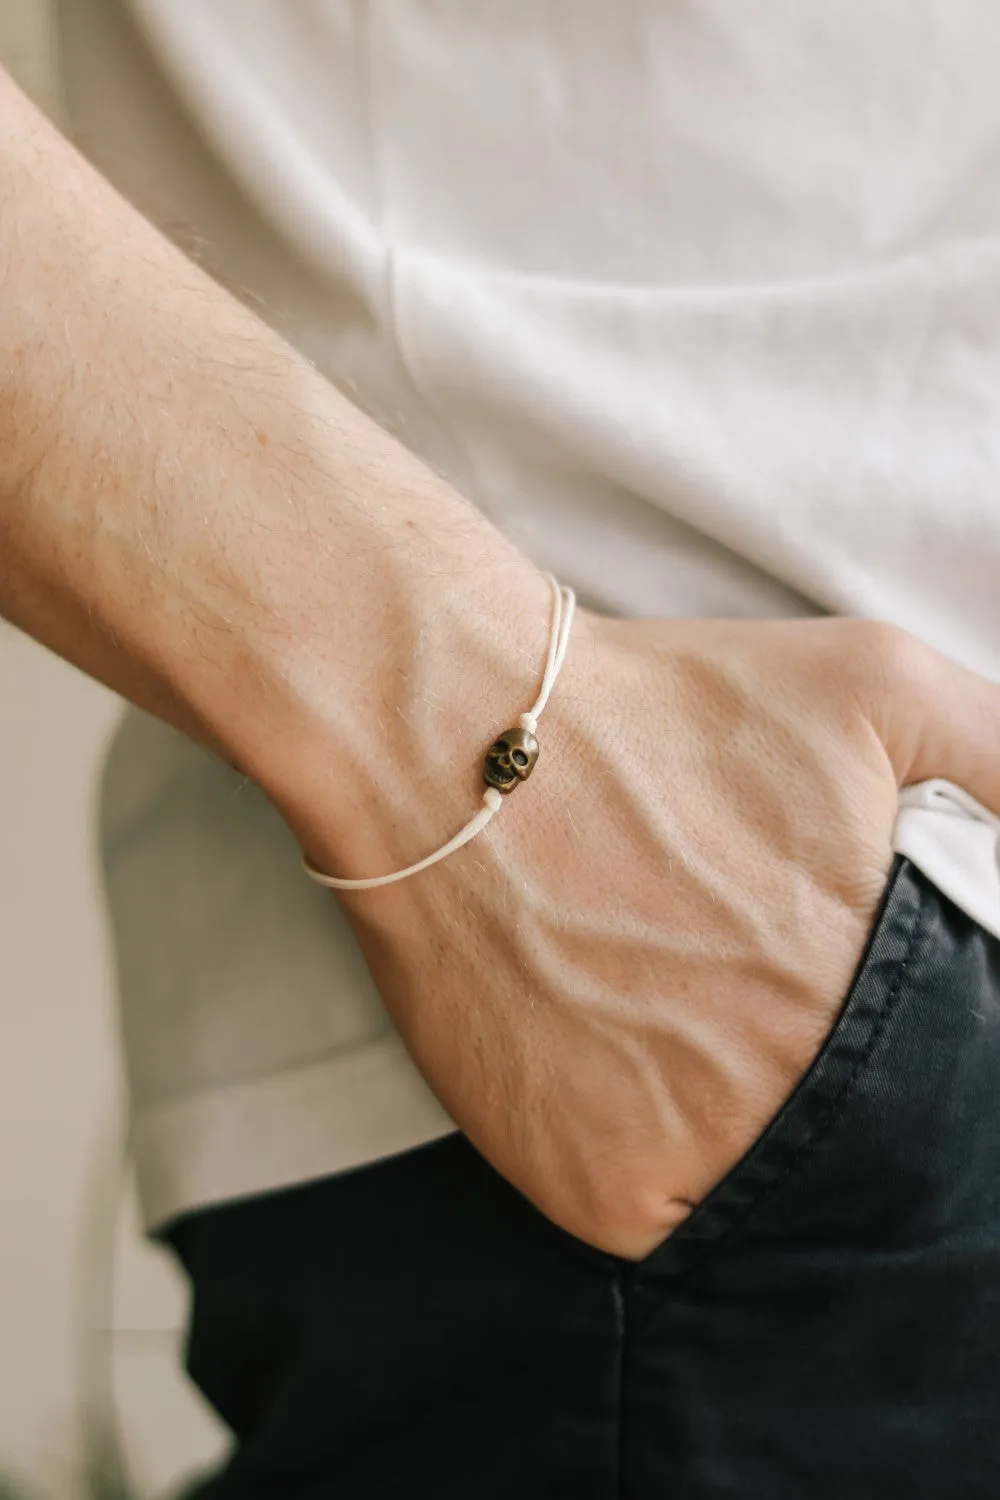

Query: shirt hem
132,1031,457,1232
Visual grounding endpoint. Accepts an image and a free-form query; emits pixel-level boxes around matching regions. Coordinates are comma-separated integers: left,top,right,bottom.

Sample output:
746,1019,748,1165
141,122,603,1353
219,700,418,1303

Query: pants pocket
621,861,1000,1496
640,854,931,1278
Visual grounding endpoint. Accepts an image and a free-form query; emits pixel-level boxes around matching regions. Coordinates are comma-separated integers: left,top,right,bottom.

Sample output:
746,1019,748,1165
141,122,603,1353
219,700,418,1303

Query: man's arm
0,68,546,846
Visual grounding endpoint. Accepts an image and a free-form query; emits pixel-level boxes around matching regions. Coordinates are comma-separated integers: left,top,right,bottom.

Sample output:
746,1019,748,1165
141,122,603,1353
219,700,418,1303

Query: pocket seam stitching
712,870,929,1257
636,862,929,1292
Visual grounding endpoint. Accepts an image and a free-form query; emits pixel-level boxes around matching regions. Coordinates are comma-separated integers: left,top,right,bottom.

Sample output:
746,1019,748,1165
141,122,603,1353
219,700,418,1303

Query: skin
2,71,999,1256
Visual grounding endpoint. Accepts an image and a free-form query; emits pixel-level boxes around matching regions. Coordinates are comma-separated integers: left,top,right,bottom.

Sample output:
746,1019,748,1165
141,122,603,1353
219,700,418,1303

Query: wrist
240,524,554,879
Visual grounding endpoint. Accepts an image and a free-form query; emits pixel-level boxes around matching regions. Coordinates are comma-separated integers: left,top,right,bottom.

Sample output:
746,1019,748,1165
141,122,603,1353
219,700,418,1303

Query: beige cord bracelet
302,574,575,891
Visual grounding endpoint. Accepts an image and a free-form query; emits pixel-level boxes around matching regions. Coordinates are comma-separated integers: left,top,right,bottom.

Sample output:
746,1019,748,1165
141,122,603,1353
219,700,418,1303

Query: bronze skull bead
483,726,539,793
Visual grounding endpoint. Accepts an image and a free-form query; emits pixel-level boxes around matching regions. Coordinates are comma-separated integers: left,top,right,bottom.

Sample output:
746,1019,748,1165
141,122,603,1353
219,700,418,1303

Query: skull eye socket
493,739,509,755
512,749,529,767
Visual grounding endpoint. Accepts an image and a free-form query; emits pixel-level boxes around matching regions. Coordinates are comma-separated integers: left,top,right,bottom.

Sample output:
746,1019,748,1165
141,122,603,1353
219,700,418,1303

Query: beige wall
1,629,120,1495
0,0,58,112
0,7,224,1496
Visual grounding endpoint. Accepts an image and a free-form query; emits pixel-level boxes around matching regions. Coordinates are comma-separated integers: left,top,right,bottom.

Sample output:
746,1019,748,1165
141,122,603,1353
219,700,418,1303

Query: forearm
0,71,545,857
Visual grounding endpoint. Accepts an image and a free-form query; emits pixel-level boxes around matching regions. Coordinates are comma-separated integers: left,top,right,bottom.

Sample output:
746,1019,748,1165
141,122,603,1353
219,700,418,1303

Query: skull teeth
484,725,538,794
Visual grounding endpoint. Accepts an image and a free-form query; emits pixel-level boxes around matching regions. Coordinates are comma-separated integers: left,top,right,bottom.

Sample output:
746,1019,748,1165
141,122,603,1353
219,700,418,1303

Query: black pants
167,858,1000,1497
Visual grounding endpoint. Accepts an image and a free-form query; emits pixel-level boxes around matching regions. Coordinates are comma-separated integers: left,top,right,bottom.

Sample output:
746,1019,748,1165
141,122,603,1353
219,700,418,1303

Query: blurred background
0,2,227,1495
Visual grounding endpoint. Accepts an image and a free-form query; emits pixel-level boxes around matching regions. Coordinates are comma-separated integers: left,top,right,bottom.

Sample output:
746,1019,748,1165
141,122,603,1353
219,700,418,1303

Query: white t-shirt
95,0,1000,1229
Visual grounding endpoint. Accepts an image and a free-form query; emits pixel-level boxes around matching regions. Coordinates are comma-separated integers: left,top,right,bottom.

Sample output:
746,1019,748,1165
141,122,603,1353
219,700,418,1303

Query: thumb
865,626,1000,816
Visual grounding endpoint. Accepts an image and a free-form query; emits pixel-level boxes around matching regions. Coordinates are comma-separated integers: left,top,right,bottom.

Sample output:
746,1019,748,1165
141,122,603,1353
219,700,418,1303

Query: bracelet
302,574,576,891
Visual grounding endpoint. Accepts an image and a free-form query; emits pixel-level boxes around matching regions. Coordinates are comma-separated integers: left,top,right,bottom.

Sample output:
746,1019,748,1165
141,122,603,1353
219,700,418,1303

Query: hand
298,610,1000,1259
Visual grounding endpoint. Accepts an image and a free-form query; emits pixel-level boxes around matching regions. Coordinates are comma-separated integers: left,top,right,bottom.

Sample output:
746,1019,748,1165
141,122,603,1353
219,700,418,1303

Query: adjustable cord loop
303,574,575,891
